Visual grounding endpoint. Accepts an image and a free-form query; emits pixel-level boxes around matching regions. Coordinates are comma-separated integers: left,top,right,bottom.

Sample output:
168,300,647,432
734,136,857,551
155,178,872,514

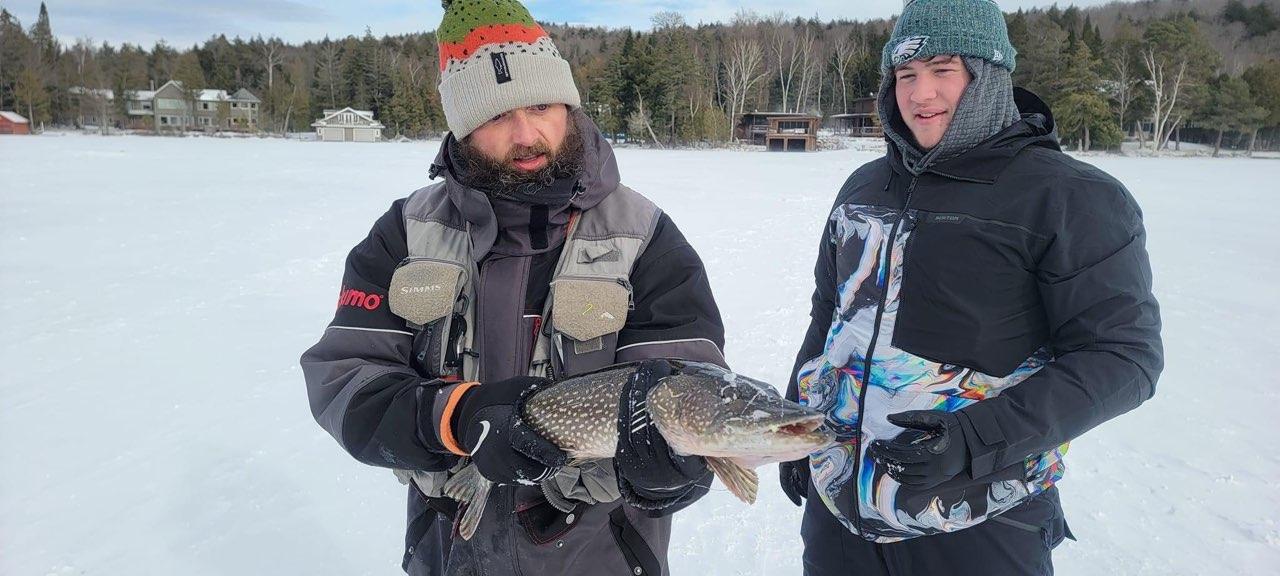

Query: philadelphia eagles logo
892,36,929,66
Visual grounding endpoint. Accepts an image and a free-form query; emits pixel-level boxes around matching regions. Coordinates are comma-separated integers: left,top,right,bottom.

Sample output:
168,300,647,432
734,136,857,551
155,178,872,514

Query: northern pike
444,360,835,539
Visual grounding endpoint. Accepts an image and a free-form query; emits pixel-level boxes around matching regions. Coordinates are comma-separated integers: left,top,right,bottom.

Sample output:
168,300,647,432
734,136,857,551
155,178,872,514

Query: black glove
778,458,810,507
868,410,969,491
614,359,710,511
450,376,567,486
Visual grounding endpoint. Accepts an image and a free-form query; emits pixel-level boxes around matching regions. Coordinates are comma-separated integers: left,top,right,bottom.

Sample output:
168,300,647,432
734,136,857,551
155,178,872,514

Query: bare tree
792,27,818,113
316,41,340,109
721,35,766,140
767,14,802,113
832,32,865,114
261,37,285,90
1142,48,1188,153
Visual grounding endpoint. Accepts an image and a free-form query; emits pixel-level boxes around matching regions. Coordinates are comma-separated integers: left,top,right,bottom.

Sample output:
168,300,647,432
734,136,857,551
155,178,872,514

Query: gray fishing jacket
301,110,727,575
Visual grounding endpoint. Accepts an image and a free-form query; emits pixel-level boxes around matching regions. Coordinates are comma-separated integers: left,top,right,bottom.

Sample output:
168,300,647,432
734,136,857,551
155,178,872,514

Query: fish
443,360,835,539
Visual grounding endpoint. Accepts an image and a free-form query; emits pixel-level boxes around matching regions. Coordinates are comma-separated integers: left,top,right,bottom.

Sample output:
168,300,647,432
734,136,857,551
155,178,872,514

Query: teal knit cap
881,0,1017,72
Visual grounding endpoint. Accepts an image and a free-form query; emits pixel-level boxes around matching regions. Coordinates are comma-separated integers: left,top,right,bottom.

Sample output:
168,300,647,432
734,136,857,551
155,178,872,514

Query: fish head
647,361,835,468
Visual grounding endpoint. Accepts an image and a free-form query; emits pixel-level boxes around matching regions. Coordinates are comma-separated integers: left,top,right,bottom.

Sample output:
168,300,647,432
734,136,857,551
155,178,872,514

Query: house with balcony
70,82,259,132
152,81,260,131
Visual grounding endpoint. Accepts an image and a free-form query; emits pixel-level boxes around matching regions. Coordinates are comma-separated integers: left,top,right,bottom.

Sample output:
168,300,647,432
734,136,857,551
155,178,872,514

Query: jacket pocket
894,211,1047,377
550,276,633,377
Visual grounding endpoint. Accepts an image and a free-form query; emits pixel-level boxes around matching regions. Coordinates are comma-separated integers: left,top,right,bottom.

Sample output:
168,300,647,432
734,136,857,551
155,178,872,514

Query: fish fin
442,463,481,502
706,457,759,504
541,479,576,513
443,463,492,541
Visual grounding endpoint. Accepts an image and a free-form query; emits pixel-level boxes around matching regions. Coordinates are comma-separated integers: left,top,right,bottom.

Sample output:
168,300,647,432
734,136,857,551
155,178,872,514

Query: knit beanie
437,0,582,139
881,0,1017,73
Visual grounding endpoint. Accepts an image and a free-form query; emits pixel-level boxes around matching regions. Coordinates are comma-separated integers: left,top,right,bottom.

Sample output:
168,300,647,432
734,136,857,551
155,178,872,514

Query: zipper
849,175,919,539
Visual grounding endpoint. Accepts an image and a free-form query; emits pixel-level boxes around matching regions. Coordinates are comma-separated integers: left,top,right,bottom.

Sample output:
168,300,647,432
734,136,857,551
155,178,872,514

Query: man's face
467,104,570,173
894,55,972,150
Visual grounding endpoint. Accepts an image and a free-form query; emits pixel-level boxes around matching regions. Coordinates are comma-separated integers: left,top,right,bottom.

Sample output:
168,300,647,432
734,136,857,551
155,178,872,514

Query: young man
301,1,726,574
779,1,1163,574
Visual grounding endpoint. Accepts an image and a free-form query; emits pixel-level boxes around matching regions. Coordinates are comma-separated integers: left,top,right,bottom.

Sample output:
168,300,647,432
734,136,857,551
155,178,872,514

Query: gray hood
878,56,1020,175
429,109,622,258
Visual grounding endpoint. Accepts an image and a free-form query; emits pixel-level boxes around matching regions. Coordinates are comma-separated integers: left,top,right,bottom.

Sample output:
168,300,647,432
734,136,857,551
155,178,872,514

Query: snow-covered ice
2,133,1278,575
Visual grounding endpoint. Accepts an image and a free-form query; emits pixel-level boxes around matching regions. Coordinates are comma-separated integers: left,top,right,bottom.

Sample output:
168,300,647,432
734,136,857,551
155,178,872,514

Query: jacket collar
887,88,1060,185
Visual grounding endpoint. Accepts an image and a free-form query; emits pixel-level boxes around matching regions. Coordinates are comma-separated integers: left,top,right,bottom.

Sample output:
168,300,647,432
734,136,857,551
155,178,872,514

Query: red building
0,111,31,135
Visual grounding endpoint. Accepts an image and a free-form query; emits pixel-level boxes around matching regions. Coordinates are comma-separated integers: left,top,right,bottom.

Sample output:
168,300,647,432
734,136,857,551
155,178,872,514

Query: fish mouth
766,413,826,437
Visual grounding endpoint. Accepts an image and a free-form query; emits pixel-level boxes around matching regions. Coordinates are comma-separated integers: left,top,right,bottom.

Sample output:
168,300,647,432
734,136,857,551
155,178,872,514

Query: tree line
1,0,1278,154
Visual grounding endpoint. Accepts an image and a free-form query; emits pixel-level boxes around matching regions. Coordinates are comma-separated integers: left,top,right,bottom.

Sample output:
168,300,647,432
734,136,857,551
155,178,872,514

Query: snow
2,133,1278,575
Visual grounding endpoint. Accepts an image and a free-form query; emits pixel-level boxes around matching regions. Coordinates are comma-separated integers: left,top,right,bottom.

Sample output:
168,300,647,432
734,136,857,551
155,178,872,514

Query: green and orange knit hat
437,0,581,139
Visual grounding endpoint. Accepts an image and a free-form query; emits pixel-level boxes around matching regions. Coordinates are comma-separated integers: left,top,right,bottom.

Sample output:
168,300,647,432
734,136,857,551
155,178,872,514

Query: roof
313,107,386,129
197,89,230,102
154,81,256,102
67,88,158,101
829,113,876,119
0,111,30,123
231,88,260,103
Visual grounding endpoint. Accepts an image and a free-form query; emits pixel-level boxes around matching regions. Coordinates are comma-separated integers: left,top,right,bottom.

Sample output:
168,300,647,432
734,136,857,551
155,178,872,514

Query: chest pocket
893,210,1050,377
550,275,633,377
389,258,471,380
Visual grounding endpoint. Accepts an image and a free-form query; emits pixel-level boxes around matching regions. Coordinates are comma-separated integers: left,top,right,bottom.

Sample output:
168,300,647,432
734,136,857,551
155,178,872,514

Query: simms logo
400,285,445,295
338,286,384,311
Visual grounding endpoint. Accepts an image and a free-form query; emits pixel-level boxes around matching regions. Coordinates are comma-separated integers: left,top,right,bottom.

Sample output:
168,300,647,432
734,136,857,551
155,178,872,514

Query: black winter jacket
787,89,1163,541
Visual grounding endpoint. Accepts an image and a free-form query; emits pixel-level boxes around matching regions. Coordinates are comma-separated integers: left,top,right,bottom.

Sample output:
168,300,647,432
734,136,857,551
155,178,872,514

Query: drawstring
883,171,895,192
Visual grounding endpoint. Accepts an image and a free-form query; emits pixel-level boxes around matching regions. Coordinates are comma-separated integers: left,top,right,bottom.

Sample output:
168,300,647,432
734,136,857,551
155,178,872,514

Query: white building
312,107,385,142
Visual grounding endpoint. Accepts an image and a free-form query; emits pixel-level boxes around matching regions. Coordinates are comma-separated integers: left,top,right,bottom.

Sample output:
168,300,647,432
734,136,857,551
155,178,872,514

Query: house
736,111,812,145
312,108,386,142
765,115,821,152
828,97,881,137
67,82,259,131
0,111,31,135
152,81,260,131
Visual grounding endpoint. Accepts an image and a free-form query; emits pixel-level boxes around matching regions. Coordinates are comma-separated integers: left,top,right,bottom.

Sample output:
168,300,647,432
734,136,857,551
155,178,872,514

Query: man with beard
301,1,727,574
778,1,1162,574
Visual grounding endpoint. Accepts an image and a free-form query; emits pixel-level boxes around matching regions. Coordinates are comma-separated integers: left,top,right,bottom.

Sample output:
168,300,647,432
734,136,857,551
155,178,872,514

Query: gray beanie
881,0,1017,72
436,0,582,139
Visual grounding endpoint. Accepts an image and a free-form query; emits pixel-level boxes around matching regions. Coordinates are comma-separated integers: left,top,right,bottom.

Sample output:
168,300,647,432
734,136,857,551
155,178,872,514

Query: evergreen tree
1197,74,1268,156
15,66,49,125
1054,42,1120,151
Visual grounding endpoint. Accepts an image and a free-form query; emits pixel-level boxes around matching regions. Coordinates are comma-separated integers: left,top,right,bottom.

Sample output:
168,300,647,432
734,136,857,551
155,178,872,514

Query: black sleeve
300,199,455,472
617,213,728,368
616,213,726,515
787,217,839,403
958,180,1164,477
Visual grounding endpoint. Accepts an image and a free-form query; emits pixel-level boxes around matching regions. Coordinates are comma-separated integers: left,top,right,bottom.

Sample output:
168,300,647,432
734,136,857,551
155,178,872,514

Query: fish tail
443,463,492,541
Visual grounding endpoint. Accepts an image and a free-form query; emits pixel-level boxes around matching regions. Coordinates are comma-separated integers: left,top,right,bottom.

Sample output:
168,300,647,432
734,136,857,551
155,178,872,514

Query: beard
454,116,586,202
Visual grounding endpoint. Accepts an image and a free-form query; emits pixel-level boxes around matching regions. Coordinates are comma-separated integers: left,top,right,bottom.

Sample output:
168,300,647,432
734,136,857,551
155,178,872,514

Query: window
201,102,210,110
160,116,169,125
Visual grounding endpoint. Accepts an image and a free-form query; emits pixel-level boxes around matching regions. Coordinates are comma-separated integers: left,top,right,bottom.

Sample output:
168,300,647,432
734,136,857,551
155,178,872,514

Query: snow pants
801,484,1072,576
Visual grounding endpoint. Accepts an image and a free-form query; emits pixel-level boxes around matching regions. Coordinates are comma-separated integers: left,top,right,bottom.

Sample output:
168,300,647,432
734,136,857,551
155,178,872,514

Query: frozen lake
2,133,1278,575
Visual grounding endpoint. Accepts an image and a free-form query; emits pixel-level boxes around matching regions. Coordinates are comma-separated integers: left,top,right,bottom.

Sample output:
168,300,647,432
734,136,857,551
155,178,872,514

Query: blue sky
2,0,1123,48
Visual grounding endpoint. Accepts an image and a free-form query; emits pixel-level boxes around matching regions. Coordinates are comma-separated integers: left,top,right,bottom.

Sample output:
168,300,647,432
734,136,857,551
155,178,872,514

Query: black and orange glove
432,377,567,486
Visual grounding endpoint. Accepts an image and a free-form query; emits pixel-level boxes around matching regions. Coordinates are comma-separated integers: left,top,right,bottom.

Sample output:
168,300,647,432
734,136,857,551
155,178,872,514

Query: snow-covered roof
198,89,230,102
0,111,30,123
69,87,115,99
313,107,385,129
67,88,158,102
